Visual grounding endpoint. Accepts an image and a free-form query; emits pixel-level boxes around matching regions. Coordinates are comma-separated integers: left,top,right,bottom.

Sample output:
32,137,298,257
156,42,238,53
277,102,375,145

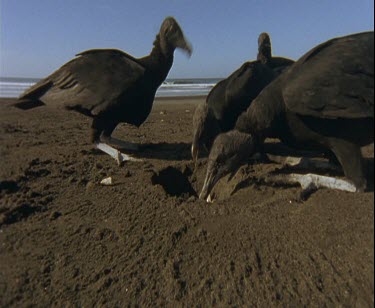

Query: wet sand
0,97,374,307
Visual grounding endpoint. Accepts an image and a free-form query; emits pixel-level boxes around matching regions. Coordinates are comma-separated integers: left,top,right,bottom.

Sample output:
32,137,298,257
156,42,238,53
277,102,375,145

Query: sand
0,97,374,307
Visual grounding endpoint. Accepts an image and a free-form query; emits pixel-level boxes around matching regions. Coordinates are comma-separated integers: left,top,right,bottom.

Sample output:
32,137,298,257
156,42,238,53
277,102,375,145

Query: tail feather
13,78,53,110
12,99,46,110
19,79,53,100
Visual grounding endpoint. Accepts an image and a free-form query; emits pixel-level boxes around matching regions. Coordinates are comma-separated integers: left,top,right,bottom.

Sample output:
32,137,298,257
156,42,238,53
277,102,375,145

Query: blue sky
1,0,374,79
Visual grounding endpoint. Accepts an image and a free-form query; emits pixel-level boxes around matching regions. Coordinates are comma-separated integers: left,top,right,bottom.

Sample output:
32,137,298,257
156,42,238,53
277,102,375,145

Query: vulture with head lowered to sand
200,31,374,201
14,17,192,164
191,32,294,164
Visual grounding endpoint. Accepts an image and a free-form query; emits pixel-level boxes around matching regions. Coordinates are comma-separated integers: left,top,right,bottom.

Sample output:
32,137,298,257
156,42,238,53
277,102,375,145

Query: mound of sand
0,98,373,306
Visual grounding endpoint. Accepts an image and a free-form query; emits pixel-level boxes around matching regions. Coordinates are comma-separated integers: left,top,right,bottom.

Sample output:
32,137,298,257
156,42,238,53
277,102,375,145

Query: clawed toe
95,142,142,165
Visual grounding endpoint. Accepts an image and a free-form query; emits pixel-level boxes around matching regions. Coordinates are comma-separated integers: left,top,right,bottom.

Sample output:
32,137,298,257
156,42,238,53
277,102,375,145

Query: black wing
267,57,295,70
206,78,228,121
225,62,255,104
20,49,145,116
283,32,374,119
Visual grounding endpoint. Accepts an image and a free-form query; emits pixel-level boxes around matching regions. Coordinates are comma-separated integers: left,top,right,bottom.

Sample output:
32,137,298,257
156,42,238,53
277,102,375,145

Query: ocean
0,77,221,99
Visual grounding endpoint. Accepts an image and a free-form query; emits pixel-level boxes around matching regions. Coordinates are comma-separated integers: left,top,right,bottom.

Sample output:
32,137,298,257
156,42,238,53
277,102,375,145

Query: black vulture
191,33,294,164
14,17,192,164
200,31,374,201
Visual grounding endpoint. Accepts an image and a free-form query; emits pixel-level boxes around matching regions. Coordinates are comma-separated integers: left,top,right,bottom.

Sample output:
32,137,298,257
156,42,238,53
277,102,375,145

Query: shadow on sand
90,142,193,162
91,140,374,193
137,142,192,161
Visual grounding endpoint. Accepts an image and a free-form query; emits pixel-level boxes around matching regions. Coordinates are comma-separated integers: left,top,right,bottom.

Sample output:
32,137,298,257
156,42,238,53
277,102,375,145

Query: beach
0,97,374,306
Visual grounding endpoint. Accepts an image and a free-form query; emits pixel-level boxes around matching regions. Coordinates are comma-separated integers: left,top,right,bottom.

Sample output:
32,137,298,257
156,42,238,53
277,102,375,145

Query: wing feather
283,32,374,119
19,49,145,115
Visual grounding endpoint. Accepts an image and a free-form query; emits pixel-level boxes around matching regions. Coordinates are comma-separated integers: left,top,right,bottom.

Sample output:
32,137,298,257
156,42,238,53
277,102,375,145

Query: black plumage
15,17,192,147
192,33,294,163
200,31,374,199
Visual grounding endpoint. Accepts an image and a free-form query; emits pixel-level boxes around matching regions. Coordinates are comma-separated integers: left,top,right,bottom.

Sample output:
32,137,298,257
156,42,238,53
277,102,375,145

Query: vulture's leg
91,119,141,165
90,119,103,145
101,123,139,151
329,140,367,192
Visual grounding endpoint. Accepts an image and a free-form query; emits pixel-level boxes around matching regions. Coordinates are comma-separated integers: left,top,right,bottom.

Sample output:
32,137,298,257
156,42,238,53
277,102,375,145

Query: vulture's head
160,17,193,57
257,32,272,64
191,102,221,166
199,130,255,202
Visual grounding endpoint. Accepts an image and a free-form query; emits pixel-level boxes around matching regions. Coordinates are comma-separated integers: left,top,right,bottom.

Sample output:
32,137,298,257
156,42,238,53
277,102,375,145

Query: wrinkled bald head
257,32,272,64
159,17,193,57
199,130,255,202
191,102,221,165
192,61,276,169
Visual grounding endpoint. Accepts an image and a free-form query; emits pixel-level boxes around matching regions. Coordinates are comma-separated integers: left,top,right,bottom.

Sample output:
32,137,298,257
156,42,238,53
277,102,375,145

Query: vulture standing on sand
14,17,192,164
191,33,294,164
200,31,374,202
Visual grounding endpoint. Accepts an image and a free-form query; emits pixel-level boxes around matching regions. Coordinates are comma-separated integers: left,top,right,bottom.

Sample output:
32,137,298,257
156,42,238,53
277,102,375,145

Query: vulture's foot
288,173,359,201
204,172,358,204
266,154,340,172
286,173,357,193
263,173,358,200
95,143,142,166
101,136,139,151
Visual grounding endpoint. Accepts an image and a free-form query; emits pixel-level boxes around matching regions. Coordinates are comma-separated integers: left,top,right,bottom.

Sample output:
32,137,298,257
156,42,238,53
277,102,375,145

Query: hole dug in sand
150,163,249,202
151,166,197,198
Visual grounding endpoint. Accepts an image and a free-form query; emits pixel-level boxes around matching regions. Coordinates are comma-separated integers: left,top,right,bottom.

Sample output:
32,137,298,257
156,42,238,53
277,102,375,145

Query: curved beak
191,144,197,161
199,167,219,202
176,35,193,58
191,143,198,163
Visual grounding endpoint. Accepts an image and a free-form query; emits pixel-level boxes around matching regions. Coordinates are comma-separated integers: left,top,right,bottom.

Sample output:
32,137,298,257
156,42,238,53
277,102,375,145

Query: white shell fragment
100,177,113,186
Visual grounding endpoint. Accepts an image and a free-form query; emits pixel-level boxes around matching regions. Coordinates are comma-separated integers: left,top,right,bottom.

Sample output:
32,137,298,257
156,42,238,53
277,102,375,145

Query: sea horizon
0,76,223,99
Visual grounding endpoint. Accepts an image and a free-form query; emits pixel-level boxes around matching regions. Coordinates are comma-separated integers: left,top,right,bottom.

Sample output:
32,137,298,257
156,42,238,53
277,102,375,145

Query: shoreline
154,95,206,102
1,96,206,105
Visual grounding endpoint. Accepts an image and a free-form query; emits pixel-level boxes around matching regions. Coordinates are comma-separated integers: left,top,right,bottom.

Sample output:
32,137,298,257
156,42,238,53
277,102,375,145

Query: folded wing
19,49,145,116
283,32,374,119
